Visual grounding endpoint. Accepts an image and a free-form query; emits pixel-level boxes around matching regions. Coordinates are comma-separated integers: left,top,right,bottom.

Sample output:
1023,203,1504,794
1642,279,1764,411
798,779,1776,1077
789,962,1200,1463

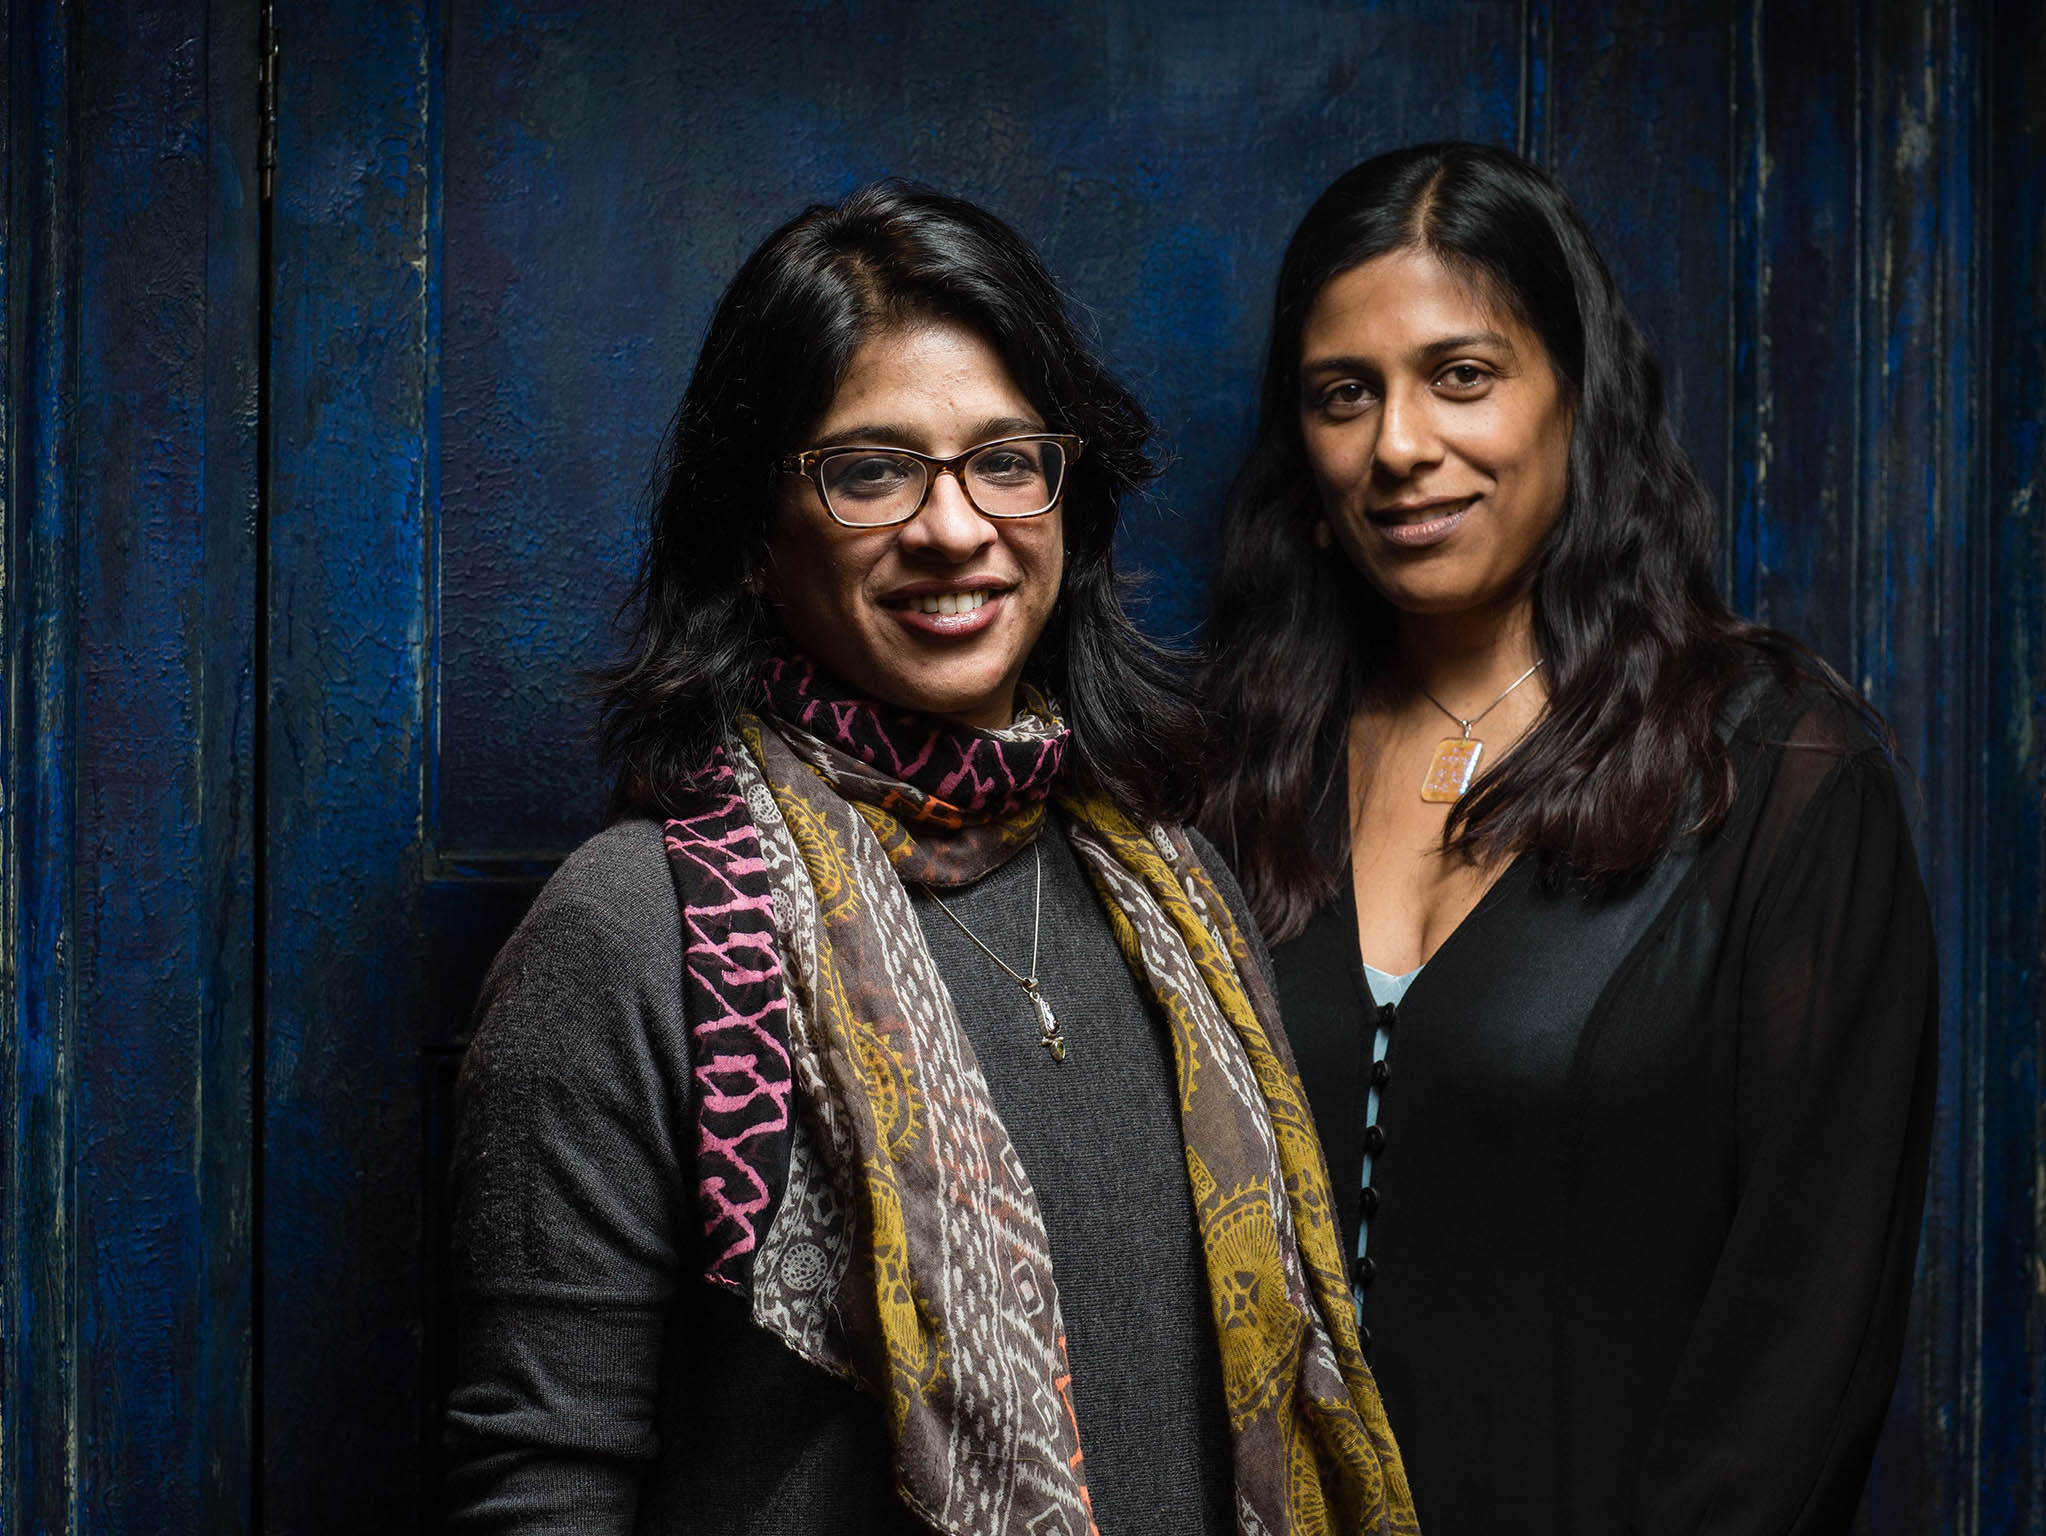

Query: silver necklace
1416,658,1545,803
920,841,1068,1063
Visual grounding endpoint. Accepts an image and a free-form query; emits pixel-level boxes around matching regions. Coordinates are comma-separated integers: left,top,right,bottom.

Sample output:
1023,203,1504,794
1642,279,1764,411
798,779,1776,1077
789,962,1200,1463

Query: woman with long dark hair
446,181,1414,1534
1202,142,1936,1533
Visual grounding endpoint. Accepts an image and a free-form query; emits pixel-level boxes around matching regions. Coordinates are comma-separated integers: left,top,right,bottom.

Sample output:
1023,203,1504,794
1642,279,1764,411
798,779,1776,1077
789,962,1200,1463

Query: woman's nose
900,467,997,558
1374,386,1442,479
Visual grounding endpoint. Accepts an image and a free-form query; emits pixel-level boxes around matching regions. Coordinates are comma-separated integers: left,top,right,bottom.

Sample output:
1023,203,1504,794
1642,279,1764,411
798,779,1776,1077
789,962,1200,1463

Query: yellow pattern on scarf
1058,791,1419,1534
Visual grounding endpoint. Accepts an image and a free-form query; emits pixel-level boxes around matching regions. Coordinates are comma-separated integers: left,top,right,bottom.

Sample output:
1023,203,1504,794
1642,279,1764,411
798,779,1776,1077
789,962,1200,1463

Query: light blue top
1362,961,1423,1009
1353,961,1422,1298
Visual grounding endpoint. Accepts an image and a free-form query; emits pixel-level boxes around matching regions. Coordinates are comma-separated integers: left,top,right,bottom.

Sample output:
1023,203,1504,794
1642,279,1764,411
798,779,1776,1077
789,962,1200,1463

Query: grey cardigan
445,813,1273,1534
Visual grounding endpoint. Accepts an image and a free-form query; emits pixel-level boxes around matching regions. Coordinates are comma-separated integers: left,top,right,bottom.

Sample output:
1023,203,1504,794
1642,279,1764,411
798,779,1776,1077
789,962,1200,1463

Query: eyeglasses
779,433,1084,529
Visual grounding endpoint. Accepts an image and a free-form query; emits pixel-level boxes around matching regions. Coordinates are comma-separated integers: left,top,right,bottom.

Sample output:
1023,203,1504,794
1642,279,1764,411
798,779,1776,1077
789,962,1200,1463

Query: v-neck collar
1317,768,1534,1017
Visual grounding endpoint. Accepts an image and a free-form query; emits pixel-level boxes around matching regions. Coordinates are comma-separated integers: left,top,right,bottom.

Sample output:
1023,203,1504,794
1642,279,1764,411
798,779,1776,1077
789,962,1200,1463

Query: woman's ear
1312,519,1333,550
744,534,778,601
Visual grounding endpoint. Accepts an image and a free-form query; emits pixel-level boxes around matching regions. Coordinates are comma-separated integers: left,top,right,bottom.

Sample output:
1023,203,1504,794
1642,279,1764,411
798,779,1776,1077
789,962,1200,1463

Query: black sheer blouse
1271,684,1937,1535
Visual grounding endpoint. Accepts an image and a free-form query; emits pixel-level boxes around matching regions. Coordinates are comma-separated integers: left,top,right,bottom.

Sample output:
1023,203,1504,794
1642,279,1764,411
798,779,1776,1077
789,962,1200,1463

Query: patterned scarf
663,653,1415,1535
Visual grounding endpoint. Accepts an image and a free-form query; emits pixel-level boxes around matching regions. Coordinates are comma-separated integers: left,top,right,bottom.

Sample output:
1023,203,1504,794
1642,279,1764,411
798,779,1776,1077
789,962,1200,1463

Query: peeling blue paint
5,0,259,1532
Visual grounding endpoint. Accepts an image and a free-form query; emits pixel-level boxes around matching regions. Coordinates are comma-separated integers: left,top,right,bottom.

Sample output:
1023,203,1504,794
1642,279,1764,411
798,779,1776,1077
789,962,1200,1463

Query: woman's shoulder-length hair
602,179,1202,827
1200,141,1884,942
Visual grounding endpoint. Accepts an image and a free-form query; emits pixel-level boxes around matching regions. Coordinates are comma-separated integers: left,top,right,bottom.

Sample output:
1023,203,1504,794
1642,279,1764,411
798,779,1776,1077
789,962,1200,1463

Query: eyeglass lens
818,439,1068,526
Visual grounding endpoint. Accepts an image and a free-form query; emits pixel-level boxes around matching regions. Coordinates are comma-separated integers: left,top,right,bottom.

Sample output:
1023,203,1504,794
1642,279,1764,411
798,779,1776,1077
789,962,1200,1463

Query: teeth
910,590,989,616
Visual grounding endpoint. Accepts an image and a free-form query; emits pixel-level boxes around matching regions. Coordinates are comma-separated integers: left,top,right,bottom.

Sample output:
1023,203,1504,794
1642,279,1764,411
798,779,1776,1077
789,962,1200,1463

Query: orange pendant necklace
1418,659,1545,803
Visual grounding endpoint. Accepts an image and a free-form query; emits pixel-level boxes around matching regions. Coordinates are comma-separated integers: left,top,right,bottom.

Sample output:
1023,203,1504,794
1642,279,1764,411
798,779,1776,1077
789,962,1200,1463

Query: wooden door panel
2,1,260,1530
265,1,435,1519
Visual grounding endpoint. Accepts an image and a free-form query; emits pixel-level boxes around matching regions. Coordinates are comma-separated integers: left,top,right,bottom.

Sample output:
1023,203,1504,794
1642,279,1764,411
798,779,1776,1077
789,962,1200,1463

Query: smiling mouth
1364,496,1477,549
896,589,992,616
882,585,1011,636
1369,495,1477,526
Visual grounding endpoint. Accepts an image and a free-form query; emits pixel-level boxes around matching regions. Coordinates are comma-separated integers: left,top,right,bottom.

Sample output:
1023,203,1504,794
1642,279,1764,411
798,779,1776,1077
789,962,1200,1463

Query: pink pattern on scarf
761,651,1065,820
663,751,793,1290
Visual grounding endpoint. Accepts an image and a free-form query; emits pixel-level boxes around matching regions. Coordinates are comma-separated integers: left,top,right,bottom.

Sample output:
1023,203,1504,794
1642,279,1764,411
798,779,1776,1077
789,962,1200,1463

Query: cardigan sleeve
1630,738,1938,1534
443,820,692,1534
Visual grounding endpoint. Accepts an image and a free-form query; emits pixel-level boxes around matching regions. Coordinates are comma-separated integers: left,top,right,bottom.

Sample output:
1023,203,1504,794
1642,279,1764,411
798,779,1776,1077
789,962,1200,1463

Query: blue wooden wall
3,0,259,1529
3,0,2040,1529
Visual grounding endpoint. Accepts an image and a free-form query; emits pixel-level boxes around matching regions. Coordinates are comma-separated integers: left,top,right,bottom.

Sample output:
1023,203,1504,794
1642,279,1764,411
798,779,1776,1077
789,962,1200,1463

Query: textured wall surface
1980,0,2045,1516
431,0,1527,852
3,0,2040,1530
2,0,259,1530
261,0,437,1522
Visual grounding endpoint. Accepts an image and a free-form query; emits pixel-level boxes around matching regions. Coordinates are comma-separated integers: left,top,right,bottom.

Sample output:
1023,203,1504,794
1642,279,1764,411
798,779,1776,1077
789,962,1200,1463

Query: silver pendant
1029,987,1067,1063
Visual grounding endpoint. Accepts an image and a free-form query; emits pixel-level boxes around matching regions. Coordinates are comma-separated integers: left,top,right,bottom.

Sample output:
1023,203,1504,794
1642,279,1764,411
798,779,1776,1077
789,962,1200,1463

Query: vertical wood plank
70,0,261,1524
1748,0,1865,667
1726,0,1762,610
2,3,84,1531
195,3,263,1522
1706,0,2022,1529
1517,0,1553,165
264,0,433,1523
6,0,260,1530
1981,1,2045,1527
1544,0,1735,529
1855,1,1984,1529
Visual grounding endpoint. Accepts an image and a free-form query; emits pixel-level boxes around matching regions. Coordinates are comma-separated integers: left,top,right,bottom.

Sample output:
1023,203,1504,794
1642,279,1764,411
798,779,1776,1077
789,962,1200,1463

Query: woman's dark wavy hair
1201,141,1881,941
603,179,1201,824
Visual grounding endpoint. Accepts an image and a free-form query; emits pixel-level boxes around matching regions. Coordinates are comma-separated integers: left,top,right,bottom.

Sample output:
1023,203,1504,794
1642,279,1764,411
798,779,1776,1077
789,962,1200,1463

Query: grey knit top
445,813,1272,1534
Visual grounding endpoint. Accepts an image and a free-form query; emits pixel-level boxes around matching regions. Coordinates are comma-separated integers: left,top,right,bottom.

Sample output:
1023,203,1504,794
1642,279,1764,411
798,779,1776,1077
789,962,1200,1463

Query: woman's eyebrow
1300,354,1377,377
807,416,1045,451
1302,333,1519,378
1416,330,1516,359
970,415,1046,441
809,422,921,449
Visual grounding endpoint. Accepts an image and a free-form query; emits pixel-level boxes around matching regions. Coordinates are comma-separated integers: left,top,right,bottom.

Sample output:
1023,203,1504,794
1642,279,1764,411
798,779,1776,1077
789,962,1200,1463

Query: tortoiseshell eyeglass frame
777,432,1085,528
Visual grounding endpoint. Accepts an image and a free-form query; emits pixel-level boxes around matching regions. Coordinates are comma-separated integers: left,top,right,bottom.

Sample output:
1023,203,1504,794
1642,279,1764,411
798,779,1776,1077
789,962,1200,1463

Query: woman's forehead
811,320,1043,446
1301,249,1541,368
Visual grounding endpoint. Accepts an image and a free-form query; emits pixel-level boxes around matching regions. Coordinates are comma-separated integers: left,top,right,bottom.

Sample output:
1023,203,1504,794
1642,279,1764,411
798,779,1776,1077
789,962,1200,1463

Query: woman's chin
863,655,1021,728
1363,564,1521,622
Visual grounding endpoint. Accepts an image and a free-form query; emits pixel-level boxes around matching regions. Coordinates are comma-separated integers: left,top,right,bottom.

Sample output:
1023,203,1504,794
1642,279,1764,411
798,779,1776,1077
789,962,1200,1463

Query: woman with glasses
444,181,1414,1535
1200,142,1936,1533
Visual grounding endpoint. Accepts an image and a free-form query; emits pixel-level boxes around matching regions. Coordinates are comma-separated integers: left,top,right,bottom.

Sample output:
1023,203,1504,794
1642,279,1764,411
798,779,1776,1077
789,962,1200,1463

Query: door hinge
259,4,279,202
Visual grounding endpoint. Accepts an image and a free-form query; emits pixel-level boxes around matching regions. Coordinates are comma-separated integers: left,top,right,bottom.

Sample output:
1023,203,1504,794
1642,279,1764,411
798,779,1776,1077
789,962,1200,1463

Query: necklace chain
920,841,1068,1062
923,841,1041,989
1419,657,1545,738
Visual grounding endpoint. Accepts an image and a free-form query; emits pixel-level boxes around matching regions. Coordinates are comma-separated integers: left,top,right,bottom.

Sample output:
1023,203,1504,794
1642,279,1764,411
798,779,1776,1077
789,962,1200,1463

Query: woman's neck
1390,597,1542,719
